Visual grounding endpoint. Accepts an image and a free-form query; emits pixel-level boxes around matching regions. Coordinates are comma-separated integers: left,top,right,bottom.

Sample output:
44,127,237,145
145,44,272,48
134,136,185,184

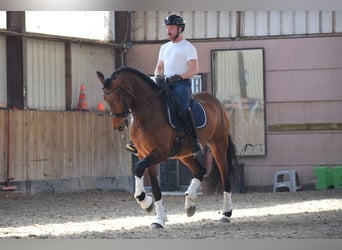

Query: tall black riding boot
180,109,203,157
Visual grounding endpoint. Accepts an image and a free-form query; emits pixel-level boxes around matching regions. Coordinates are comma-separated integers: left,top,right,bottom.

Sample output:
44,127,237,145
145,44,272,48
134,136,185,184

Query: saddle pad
166,98,207,131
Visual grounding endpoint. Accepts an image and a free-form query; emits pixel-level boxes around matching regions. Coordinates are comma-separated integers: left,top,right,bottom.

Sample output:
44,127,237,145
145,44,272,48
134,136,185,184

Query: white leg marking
134,176,153,210
223,191,232,213
184,178,201,201
152,199,167,228
184,178,201,215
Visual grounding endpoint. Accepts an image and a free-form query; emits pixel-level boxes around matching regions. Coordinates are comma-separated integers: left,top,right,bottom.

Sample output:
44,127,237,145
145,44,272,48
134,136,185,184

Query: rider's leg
171,81,203,157
179,108,203,157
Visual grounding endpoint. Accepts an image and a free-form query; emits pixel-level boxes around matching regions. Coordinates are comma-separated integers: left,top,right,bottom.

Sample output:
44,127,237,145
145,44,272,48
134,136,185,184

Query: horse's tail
203,134,239,194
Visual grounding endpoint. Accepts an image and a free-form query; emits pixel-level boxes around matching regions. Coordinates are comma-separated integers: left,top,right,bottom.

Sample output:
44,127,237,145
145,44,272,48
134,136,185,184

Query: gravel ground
0,189,341,239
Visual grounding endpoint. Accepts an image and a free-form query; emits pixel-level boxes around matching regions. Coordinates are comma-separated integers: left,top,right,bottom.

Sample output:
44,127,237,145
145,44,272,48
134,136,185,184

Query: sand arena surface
0,189,341,239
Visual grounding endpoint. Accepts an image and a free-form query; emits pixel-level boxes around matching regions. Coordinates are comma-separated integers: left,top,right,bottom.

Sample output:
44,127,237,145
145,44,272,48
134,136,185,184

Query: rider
126,14,203,157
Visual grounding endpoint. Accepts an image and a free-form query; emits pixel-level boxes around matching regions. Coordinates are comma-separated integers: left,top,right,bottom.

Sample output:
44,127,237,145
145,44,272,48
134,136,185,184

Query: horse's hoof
145,203,154,213
223,210,232,217
219,216,231,223
151,223,164,230
186,206,196,217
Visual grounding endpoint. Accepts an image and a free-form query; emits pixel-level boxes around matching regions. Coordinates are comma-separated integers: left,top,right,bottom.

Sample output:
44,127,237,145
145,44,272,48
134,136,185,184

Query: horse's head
96,71,130,132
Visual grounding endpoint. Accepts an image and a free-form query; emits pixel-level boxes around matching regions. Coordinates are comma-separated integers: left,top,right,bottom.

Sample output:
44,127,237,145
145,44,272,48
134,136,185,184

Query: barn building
0,11,341,194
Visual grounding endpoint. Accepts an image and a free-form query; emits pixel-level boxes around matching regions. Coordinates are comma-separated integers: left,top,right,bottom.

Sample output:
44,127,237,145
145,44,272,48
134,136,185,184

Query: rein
130,83,170,115
103,81,170,118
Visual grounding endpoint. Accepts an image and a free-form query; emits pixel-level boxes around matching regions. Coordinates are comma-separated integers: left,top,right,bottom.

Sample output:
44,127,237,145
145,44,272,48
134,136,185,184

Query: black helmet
164,14,185,32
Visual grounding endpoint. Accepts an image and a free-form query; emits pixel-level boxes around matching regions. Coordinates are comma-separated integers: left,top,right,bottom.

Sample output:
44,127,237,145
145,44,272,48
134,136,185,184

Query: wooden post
6,11,25,109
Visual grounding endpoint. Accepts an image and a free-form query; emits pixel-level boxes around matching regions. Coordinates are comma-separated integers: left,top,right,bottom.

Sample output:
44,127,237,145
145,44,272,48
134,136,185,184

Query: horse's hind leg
209,139,233,222
180,157,207,217
147,165,167,229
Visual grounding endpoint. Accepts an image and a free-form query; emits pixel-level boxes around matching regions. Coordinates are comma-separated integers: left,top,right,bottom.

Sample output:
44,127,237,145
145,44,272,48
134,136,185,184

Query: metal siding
0,36,6,105
242,11,342,37
256,11,268,36
321,11,333,33
307,11,320,34
71,44,115,111
218,11,236,38
269,11,281,35
294,11,307,34
243,11,255,36
26,38,66,110
131,11,237,41
131,10,342,40
193,11,205,39
206,11,218,38
182,11,194,38
335,11,342,32
146,11,158,41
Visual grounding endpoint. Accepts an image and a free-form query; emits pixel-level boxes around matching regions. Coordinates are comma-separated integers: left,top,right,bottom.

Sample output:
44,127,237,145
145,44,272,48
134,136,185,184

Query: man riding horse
126,14,203,157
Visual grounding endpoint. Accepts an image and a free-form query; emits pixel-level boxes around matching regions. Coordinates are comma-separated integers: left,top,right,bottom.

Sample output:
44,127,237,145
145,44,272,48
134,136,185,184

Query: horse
96,66,239,229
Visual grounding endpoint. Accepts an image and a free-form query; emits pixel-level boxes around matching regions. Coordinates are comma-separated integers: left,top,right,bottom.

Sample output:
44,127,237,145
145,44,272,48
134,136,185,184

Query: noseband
103,86,130,118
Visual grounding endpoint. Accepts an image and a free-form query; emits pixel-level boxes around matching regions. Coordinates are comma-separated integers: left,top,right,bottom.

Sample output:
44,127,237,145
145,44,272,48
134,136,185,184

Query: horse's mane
112,66,162,90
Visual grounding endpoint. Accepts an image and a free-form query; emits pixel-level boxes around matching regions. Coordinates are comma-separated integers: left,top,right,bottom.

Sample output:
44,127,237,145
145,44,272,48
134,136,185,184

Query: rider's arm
180,59,199,79
154,60,164,76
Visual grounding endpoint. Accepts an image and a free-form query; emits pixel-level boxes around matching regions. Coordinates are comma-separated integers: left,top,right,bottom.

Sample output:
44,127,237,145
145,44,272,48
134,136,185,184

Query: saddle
162,87,207,131
161,86,207,157
166,98,207,130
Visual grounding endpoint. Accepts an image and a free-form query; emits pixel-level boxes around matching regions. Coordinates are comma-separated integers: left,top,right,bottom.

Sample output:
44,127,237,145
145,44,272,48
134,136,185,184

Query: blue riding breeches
169,79,191,113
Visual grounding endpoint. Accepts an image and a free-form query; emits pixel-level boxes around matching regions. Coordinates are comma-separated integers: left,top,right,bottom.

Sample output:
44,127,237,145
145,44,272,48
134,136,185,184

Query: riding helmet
164,14,185,32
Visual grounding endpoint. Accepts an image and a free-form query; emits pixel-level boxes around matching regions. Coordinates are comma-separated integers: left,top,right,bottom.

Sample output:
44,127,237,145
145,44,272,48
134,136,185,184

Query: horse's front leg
147,166,167,229
134,153,167,229
134,175,153,212
134,155,158,213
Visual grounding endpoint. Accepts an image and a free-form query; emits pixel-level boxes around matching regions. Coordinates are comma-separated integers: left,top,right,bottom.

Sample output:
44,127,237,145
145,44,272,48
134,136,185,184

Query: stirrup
126,141,138,155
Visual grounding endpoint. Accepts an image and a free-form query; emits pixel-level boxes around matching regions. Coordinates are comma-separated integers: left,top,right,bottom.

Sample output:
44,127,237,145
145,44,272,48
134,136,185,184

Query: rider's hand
155,75,165,85
168,74,182,83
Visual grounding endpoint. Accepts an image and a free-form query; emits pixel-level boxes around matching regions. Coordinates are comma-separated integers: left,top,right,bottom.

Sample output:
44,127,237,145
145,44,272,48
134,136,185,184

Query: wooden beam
6,11,25,109
269,123,342,132
65,42,72,111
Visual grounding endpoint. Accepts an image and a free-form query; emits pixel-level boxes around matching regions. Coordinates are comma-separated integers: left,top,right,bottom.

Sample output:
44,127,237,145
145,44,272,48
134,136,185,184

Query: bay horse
96,66,239,229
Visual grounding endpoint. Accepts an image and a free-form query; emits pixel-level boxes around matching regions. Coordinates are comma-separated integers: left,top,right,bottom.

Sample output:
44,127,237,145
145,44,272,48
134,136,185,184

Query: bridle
103,77,170,119
103,86,130,118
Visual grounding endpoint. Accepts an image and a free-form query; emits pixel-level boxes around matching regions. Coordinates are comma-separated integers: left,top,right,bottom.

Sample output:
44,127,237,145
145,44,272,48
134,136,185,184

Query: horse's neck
129,81,163,124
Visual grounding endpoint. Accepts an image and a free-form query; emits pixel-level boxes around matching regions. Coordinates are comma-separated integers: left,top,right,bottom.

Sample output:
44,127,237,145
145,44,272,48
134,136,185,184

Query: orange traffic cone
97,102,105,112
96,101,106,116
77,84,90,111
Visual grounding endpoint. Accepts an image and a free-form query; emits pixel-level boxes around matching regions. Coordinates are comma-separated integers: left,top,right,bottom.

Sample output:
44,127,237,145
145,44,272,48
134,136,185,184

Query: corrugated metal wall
130,11,342,41
71,44,116,111
242,11,341,36
0,35,6,105
131,11,237,40
26,38,66,110
25,39,116,111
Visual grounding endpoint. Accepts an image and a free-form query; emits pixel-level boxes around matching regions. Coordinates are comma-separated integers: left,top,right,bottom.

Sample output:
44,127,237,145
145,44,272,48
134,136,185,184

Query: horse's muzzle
113,118,129,132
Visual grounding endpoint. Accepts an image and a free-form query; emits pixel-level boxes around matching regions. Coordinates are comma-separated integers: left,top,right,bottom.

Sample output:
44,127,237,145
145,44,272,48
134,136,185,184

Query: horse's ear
96,71,105,85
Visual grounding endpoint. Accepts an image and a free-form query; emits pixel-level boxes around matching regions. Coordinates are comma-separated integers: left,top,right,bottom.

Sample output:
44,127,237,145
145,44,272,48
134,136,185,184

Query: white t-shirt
158,39,198,77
